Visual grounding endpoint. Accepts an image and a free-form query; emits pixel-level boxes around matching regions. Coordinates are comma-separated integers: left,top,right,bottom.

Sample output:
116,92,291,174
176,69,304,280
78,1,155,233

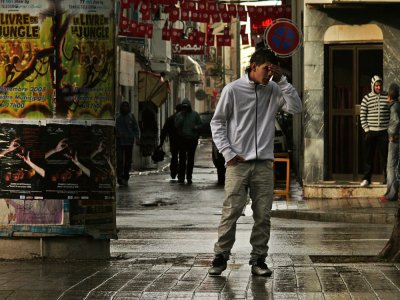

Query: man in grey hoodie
209,48,302,276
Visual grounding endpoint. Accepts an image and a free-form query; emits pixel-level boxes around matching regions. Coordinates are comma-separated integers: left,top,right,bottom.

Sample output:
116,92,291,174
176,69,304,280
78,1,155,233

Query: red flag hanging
121,0,130,9
169,7,179,22
171,28,183,43
216,35,224,47
227,4,237,18
241,34,249,45
197,31,206,44
285,6,292,19
191,10,201,22
128,19,138,36
237,5,247,22
137,23,147,37
119,15,129,33
211,12,221,23
162,22,171,40
146,23,153,38
181,9,189,21
240,24,246,35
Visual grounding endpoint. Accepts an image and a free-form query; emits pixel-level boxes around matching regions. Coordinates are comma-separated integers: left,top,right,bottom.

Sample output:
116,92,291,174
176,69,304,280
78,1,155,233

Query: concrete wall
0,237,110,259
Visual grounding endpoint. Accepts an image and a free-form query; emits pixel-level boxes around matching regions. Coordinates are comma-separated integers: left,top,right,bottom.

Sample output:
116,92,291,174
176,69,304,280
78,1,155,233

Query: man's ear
251,63,256,71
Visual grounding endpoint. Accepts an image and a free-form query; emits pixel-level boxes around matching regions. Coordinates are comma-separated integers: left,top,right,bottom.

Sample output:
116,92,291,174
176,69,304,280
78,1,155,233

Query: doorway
328,44,383,181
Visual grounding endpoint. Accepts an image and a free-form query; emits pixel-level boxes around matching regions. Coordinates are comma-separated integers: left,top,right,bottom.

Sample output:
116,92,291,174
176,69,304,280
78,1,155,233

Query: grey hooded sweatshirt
211,73,302,163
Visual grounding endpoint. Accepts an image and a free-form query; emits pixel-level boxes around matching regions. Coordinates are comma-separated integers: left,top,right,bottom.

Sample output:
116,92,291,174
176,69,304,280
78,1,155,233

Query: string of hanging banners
118,0,291,51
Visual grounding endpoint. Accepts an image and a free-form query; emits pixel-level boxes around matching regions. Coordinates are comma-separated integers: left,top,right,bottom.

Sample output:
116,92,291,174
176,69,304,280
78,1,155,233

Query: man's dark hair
245,48,278,73
388,83,400,100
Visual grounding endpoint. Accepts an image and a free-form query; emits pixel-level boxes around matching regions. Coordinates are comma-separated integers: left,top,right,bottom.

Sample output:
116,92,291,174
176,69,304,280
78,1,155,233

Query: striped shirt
360,91,389,132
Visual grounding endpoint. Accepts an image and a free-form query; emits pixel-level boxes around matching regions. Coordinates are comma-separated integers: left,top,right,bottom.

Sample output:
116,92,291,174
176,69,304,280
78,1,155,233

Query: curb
271,209,395,224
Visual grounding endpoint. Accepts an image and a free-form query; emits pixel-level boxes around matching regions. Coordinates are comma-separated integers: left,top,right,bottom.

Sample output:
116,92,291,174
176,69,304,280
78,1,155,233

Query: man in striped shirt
360,75,390,187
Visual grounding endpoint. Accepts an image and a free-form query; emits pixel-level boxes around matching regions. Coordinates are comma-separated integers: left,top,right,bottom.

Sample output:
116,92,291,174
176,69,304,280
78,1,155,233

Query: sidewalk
0,141,399,299
271,184,398,224
1,252,399,299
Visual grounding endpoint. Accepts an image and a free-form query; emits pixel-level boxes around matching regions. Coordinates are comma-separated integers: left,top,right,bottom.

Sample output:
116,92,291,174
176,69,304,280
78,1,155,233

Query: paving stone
323,292,351,300
274,267,296,293
166,291,194,298
381,269,400,289
297,292,325,300
316,267,348,293
347,292,377,299
340,272,372,292
192,294,219,300
140,291,168,299
113,291,142,298
374,290,400,300
273,292,299,299
295,267,321,292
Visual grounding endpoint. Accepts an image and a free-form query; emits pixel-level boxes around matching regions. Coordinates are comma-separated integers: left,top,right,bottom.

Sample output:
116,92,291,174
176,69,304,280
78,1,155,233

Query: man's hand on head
269,64,282,82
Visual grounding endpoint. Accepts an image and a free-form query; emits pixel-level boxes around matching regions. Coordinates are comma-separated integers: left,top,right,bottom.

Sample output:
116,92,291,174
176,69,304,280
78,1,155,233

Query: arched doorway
325,25,383,181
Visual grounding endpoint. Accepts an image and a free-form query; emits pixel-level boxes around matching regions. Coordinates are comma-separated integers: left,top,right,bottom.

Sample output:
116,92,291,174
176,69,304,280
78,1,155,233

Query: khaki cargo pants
213,160,274,264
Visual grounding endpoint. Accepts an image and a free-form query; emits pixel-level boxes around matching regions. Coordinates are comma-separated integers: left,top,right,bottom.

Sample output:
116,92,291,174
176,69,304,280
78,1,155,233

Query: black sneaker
251,259,272,276
208,255,227,275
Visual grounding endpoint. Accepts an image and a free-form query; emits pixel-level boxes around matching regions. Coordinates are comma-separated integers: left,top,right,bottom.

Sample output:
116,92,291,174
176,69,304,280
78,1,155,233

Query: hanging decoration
118,1,292,50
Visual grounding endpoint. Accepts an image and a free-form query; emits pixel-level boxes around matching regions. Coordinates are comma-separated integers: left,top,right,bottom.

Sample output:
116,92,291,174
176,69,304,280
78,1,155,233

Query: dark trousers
170,146,179,179
117,144,133,181
178,138,198,181
363,130,388,182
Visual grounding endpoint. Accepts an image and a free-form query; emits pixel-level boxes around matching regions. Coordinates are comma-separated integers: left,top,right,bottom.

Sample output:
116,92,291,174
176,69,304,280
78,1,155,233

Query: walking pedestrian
116,101,140,186
174,98,201,184
208,48,302,276
159,103,183,180
380,83,400,201
360,75,389,187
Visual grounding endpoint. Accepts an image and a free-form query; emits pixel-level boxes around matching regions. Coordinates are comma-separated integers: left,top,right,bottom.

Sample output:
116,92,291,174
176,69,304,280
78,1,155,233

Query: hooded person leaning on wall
380,83,400,201
360,75,390,187
174,98,202,184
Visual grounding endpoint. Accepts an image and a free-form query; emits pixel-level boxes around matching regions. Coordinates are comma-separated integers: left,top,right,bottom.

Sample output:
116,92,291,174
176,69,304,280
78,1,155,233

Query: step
303,181,386,199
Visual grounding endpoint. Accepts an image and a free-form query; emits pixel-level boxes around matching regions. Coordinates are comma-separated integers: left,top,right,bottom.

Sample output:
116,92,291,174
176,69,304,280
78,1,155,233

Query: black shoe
251,259,272,276
187,179,192,184
178,178,184,184
208,255,227,275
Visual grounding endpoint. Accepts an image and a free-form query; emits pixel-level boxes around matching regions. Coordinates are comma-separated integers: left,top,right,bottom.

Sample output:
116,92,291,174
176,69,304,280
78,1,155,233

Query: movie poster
57,0,115,119
44,120,91,200
0,120,45,199
0,0,53,119
0,199,63,225
90,121,115,200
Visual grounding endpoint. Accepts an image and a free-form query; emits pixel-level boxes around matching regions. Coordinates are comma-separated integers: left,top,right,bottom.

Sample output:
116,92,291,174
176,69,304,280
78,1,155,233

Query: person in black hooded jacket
116,101,140,186
159,103,182,180
174,98,201,184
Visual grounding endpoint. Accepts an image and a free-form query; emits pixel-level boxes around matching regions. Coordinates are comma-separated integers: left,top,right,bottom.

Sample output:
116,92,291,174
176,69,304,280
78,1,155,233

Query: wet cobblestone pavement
1,253,400,299
1,141,399,299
